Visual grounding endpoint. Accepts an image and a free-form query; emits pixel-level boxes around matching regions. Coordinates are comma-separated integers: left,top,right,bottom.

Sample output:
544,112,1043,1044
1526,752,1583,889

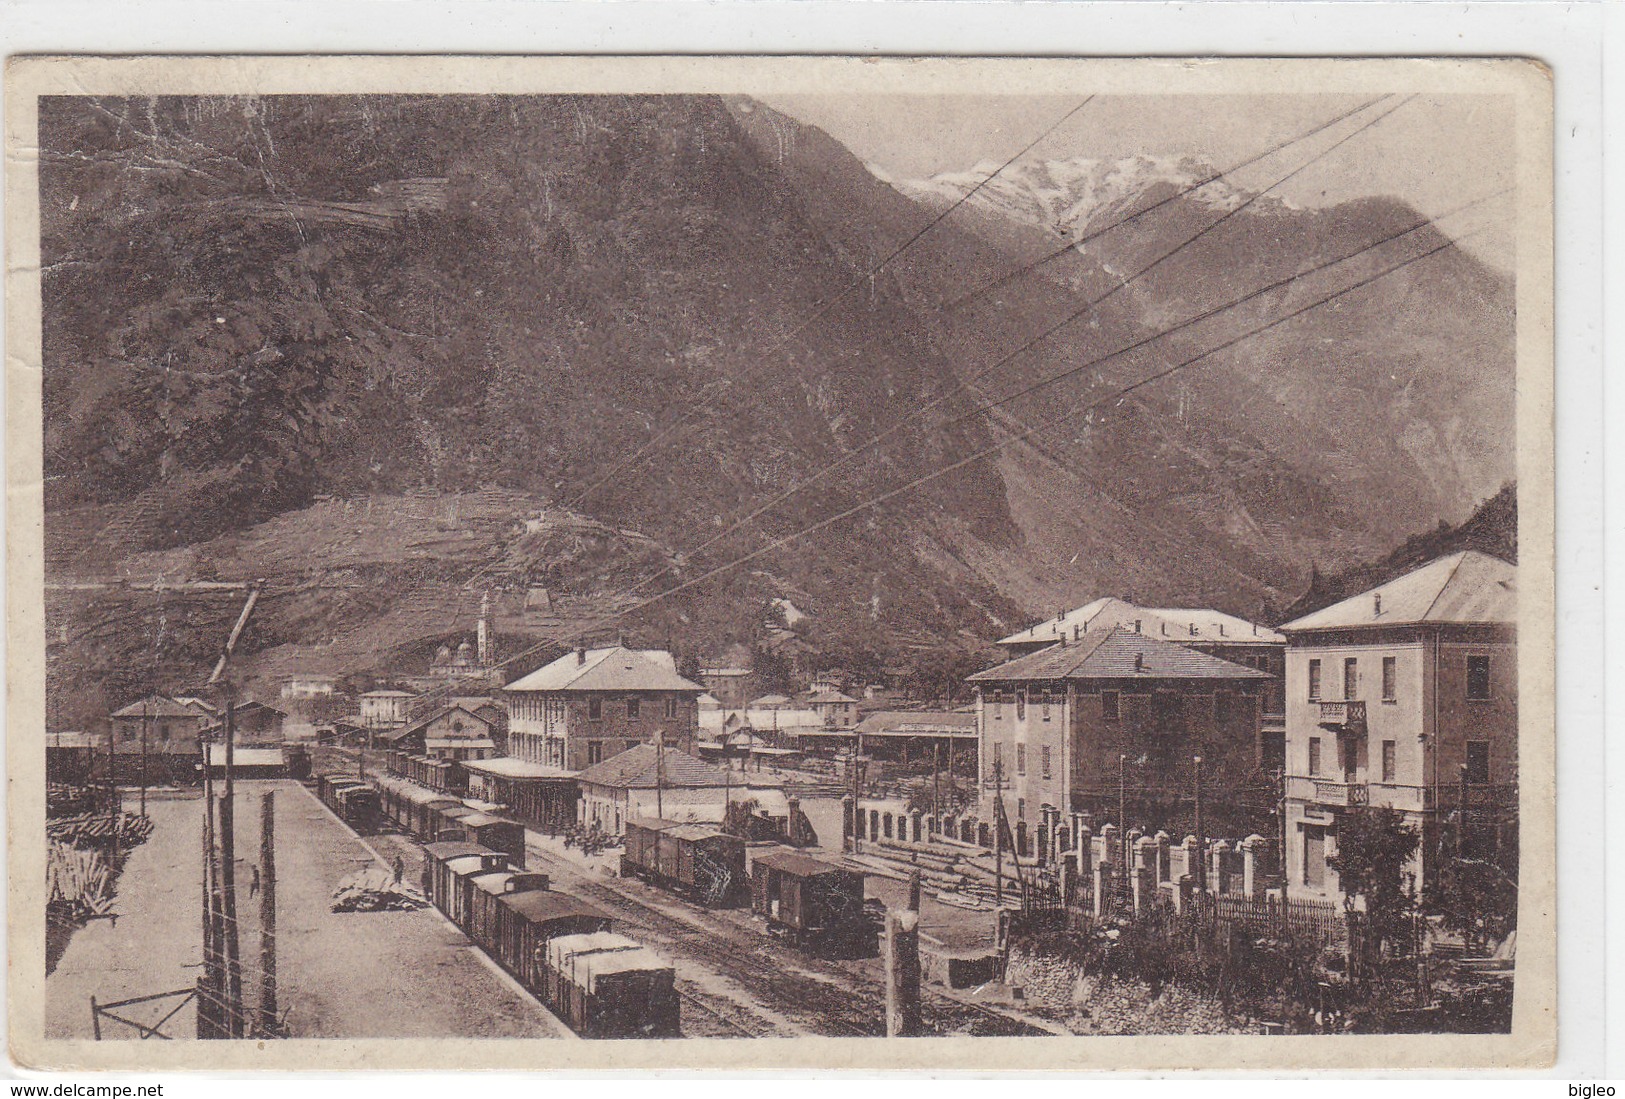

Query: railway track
523,840,1044,1039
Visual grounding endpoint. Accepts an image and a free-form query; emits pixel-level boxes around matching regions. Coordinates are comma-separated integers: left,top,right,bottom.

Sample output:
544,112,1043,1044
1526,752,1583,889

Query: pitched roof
111,695,201,719
576,743,731,789
854,710,978,736
503,646,702,694
1280,551,1516,632
998,597,1283,647
804,689,857,704
398,704,495,739
968,627,1272,683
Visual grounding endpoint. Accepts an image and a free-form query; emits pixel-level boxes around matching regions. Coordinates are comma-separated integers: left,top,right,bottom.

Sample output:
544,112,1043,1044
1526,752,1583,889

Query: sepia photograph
4,55,1555,1071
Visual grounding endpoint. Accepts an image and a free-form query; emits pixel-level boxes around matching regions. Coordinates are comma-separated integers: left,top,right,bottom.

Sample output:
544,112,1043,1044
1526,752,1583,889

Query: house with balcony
1278,550,1517,905
967,626,1271,857
997,598,1287,766
501,646,703,772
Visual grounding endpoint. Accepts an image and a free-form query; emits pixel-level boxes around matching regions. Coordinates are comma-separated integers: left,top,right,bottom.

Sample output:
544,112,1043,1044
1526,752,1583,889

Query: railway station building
501,645,703,772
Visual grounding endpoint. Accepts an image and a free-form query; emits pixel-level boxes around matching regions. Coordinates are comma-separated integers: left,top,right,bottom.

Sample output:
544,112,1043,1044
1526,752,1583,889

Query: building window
1382,656,1397,702
1015,691,1026,720
1465,741,1490,784
1041,694,1053,722
1467,656,1492,701
1308,659,1321,701
1017,798,1026,822
588,741,604,765
588,697,603,720
1041,745,1052,779
1016,743,1026,776
665,696,678,719
1382,740,1397,783
1308,736,1322,776
1343,658,1358,700
1101,691,1120,721
626,695,640,718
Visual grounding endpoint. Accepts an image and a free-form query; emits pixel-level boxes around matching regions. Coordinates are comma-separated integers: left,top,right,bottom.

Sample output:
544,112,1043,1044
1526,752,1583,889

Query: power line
625,95,1418,581
478,201,1493,679
564,96,1095,510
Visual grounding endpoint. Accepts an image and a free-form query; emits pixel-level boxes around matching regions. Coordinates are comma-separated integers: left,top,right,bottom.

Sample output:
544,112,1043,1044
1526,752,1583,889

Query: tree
1327,806,1420,965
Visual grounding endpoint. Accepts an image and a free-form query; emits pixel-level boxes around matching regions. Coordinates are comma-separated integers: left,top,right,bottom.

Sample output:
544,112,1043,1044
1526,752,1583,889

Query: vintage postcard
5,55,1554,1071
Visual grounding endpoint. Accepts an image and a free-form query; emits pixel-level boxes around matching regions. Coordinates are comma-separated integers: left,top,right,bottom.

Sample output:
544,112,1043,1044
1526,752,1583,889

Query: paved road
47,780,568,1040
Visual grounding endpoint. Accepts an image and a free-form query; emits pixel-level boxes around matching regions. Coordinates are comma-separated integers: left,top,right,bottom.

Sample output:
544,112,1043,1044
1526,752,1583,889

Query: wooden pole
220,699,244,1038
993,751,1004,908
885,870,923,1037
139,699,149,819
1194,755,1207,895
257,791,278,1037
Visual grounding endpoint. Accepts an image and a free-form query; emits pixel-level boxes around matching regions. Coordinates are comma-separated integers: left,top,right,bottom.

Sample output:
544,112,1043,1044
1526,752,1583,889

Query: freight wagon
492,890,614,989
431,805,527,869
374,774,462,839
320,776,380,829
541,932,680,1039
468,866,551,949
751,848,879,958
620,819,747,908
419,843,676,1037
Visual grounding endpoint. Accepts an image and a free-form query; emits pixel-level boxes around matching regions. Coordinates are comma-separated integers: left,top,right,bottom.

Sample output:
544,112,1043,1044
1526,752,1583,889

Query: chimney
1134,653,1144,673
576,648,587,666
1219,624,1226,637
1374,593,1383,617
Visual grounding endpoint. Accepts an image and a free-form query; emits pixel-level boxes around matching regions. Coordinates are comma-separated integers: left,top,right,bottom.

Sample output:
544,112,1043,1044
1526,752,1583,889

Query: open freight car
541,932,680,1039
620,819,746,908
751,848,879,958
492,890,614,990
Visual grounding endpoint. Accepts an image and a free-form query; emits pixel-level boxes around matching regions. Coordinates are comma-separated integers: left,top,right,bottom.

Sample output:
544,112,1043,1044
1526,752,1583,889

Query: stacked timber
47,812,153,848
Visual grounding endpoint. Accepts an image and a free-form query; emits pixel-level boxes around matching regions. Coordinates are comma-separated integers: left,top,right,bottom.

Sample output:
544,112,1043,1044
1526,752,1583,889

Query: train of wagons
421,840,681,1039
621,817,880,958
319,771,528,868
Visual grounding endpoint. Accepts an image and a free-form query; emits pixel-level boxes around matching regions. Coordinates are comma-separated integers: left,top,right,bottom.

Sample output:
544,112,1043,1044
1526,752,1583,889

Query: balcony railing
1317,700,1367,732
1311,780,1369,808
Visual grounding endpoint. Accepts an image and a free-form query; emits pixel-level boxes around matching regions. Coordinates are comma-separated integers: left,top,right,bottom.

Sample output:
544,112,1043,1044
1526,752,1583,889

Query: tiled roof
998,597,1283,646
854,710,978,735
968,627,1272,683
398,704,494,739
576,743,731,789
804,690,857,704
111,695,202,719
503,646,701,694
1280,551,1516,631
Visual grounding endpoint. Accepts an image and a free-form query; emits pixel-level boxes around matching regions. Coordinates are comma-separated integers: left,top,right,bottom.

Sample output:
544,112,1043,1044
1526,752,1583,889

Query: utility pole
993,748,1005,908
1119,753,1129,891
220,699,244,1037
885,870,923,1037
932,741,941,832
257,791,278,1037
139,697,150,819
655,730,665,820
1193,755,1207,895
1276,767,1290,936
851,731,863,855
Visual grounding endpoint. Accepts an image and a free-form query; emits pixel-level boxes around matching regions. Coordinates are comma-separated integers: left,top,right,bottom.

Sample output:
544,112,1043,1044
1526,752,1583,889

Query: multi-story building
697,666,753,710
359,689,415,729
1277,551,1517,904
501,646,702,772
967,626,1271,855
805,689,859,729
998,598,1287,765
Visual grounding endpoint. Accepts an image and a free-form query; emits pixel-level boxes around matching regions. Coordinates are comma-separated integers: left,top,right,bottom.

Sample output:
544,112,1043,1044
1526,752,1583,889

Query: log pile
845,837,1031,910
47,811,153,848
330,868,426,913
47,841,116,917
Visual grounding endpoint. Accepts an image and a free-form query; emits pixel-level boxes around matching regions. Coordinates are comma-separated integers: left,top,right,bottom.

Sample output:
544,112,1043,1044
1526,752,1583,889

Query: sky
759,93,1517,273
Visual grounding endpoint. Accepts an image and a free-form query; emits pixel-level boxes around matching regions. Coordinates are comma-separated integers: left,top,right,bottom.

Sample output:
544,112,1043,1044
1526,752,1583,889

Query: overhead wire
473,194,1500,679
564,96,1098,511
609,94,1418,588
